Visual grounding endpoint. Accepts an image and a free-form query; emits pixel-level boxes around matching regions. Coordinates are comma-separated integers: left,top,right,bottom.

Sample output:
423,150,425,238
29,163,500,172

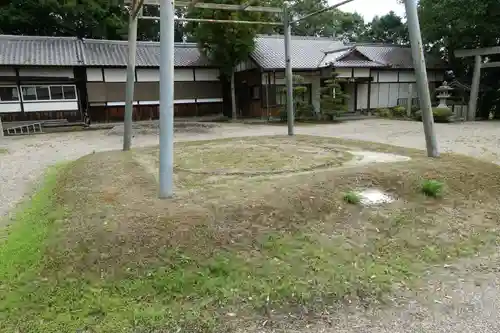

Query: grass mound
2,136,500,332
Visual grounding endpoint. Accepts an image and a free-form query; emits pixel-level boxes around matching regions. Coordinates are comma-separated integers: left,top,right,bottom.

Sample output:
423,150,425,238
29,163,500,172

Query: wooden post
406,83,413,117
468,55,481,121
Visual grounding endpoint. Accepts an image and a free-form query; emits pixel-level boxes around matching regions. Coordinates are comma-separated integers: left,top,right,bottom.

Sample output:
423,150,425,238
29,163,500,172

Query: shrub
343,191,361,204
414,108,453,123
421,180,444,198
392,106,407,118
375,108,392,118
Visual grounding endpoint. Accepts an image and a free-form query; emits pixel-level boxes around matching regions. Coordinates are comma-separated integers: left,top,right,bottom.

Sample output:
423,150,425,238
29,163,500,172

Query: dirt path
2,119,500,332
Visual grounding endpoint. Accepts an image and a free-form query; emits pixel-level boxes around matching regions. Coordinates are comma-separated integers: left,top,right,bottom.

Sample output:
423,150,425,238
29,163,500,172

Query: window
36,86,50,100
50,86,63,100
0,86,19,102
63,86,76,100
22,87,37,101
21,85,77,101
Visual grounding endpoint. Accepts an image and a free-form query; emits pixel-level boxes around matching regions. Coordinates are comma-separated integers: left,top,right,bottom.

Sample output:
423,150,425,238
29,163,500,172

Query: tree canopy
361,11,408,45
418,0,500,117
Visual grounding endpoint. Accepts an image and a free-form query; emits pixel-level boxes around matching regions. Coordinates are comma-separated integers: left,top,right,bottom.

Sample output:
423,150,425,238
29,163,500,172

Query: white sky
336,0,406,21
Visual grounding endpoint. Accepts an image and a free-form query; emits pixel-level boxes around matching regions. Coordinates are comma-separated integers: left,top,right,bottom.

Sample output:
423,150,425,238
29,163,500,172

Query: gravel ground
2,119,500,332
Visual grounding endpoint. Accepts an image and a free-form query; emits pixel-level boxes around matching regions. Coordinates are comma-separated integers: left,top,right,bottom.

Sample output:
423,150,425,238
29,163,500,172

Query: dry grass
2,135,500,332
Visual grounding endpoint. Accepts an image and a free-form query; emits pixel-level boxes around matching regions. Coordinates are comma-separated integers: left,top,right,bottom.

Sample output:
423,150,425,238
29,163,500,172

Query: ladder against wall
4,122,43,136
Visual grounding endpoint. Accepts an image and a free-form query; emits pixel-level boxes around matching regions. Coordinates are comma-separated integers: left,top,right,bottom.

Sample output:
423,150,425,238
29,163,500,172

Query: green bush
375,108,392,118
421,180,444,198
343,191,361,205
414,108,453,123
392,106,407,118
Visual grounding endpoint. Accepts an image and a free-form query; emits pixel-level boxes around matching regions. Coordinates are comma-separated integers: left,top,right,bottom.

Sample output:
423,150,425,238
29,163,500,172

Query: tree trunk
231,69,237,120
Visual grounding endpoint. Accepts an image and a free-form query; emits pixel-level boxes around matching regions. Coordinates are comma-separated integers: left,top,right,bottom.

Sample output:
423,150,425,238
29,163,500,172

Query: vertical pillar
123,11,138,151
468,55,481,121
406,83,413,117
404,0,439,157
159,0,175,198
283,6,294,136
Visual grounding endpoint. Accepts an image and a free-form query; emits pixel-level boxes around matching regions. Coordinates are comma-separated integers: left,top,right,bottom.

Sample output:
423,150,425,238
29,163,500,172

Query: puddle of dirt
359,189,394,205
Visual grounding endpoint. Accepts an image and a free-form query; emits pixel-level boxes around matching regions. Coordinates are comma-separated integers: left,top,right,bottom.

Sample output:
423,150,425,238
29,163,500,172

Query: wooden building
0,35,222,123
234,35,448,118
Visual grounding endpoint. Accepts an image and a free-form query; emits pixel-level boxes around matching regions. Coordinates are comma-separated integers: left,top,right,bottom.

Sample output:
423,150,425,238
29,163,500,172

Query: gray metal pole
468,55,481,121
404,0,438,157
123,13,138,151
283,6,294,136
159,0,175,198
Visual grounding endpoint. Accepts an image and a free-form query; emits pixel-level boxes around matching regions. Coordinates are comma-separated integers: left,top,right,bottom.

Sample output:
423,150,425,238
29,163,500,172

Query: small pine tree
280,75,314,121
320,72,349,120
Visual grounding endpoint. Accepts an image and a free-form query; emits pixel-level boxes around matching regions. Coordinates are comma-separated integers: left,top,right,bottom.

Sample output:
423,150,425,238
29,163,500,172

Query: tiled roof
352,44,446,69
82,39,212,67
251,36,447,70
0,35,212,67
334,60,386,68
251,35,345,70
0,35,84,66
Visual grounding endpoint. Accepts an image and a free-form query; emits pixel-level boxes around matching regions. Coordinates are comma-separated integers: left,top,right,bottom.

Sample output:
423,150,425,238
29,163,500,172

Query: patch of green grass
0,148,8,154
421,179,444,197
343,191,361,204
0,165,66,331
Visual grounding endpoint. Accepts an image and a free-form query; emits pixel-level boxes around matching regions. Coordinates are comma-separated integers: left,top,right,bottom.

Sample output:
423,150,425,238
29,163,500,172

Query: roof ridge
256,34,339,41
81,38,198,47
0,34,79,41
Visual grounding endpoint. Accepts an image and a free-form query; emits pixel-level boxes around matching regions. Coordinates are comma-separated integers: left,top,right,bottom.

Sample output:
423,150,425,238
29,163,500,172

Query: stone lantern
436,81,453,109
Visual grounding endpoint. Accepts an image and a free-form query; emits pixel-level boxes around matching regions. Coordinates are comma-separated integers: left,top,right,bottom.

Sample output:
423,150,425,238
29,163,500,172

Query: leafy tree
0,0,180,41
320,72,349,120
417,0,500,118
0,0,127,39
188,0,261,119
361,11,408,45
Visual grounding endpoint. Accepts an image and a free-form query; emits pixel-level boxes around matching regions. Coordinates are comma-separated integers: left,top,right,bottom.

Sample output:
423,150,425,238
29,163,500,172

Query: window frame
0,85,20,103
20,84,78,102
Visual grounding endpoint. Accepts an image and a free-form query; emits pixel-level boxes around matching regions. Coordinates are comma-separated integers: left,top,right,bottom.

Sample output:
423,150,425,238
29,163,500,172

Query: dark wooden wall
87,103,223,122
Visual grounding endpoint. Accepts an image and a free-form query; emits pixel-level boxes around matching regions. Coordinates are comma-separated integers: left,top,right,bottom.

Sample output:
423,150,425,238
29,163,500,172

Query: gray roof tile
252,36,447,70
82,39,212,67
354,44,446,69
0,35,84,66
0,34,212,68
252,35,345,70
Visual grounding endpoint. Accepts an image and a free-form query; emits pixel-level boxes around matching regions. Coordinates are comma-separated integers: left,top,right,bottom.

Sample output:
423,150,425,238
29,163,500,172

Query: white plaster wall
19,67,74,78
399,71,416,82
137,68,159,82
336,68,352,78
23,101,78,112
378,84,390,106
371,84,380,108
357,83,369,110
104,68,127,82
86,68,103,82
176,69,195,81
378,71,398,83
354,68,370,77
0,103,21,113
